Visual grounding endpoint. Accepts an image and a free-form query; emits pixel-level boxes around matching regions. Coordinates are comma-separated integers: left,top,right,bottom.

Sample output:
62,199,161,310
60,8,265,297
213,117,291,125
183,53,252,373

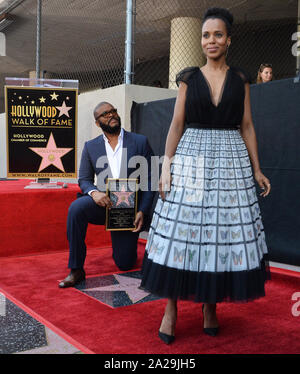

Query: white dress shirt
88,128,124,196
103,127,124,178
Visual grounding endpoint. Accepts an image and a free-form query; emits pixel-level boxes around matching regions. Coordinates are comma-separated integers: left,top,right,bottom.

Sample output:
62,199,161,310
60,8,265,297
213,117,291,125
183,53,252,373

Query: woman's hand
132,211,144,232
159,166,172,201
254,170,271,197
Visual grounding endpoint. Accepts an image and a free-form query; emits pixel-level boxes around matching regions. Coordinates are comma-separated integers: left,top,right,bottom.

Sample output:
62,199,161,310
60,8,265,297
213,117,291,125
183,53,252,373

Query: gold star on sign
39,96,46,103
50,92,59,100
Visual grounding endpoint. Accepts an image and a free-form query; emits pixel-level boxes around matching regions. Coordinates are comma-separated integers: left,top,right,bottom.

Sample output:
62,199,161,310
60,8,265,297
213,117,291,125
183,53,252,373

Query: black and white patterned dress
141,66,270,303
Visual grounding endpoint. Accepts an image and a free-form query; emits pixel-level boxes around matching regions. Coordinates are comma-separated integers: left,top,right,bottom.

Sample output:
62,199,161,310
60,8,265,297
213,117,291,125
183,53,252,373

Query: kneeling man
59,101,155,288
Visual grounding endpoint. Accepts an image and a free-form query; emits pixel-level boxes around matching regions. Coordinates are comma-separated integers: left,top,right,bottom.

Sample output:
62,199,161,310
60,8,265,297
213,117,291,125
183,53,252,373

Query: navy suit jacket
78,130,155,216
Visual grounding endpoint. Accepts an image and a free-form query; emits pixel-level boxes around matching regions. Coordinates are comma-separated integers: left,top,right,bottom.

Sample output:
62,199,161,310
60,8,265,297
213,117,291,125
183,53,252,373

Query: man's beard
99,116,121,134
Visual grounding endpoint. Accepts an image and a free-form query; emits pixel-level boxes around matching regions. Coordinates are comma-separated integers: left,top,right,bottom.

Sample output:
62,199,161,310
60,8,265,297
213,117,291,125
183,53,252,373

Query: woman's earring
225,44,230,58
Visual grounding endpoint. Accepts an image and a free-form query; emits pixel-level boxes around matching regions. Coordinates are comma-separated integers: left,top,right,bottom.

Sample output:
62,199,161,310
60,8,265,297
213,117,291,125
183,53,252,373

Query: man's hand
91,191,112,208
132,211,144,232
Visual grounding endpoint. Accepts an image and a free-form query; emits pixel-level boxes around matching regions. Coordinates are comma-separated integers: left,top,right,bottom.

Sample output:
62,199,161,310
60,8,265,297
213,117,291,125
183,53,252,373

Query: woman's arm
240,83,261,172
240,83,271,197
160,82,187,199
163,82,187,161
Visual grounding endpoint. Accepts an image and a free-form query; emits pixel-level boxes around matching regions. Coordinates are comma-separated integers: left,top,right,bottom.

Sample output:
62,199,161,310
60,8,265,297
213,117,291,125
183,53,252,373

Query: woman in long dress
141,7,271,344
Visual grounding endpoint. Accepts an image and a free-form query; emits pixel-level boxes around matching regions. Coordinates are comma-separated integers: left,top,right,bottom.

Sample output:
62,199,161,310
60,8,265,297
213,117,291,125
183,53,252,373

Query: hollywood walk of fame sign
106,178,138,231
5,85,77,178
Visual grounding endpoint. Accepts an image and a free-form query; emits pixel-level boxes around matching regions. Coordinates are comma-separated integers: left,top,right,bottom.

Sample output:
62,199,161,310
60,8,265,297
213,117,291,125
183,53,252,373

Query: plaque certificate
106,178,138,231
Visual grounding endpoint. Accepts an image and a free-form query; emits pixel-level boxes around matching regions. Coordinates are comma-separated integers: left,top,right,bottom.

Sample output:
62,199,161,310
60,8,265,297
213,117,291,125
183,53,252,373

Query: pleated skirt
141,128,270,303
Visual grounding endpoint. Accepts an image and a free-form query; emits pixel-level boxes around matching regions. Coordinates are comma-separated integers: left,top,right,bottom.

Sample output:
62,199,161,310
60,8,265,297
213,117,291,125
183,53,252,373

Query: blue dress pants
67,195,139,271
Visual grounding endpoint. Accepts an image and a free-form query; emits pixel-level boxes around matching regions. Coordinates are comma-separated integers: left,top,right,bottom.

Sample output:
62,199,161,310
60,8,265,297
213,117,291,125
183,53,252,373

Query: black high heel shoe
202,304,219,337
158,315,176,345
158,330,175,345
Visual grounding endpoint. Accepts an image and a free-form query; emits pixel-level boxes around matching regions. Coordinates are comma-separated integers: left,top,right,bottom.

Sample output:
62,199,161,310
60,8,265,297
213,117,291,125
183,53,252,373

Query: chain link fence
133,0,299,88
46,0,127,91
54,0,298,90
0,0,299,110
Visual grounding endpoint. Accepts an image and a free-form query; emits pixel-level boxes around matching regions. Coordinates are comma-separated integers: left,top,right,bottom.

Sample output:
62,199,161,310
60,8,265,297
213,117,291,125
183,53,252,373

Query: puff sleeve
175,66,199,87
231,66,252,84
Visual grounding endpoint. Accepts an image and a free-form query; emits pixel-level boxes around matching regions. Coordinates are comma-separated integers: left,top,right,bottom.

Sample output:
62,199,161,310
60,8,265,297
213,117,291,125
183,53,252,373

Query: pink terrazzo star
86,274,149,303
55,101,72,117
29,132,73,172
112,185,134,207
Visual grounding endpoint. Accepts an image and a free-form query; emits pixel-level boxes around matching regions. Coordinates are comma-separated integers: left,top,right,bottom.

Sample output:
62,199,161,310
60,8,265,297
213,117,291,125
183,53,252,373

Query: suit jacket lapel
119,130,133,178
98,135,113,179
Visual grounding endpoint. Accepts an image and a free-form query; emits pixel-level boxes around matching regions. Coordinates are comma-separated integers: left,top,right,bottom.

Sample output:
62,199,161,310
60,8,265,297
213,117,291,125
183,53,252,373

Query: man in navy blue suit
59,101,155,288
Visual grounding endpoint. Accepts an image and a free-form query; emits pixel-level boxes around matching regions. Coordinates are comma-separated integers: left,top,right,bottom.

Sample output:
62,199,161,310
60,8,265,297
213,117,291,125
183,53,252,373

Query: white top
88,128,124,196
103,127,124,178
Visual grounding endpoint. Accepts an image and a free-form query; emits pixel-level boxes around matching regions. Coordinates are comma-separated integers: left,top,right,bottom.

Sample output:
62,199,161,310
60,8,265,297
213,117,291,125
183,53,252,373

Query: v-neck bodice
199,67,230,108
176,65,251,129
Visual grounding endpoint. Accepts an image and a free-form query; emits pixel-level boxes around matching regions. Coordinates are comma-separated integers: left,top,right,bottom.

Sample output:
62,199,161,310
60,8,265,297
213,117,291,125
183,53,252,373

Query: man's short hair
93,101,112,119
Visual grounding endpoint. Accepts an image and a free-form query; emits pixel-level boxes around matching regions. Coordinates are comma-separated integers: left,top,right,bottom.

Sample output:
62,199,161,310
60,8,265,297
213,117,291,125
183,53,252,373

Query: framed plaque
106,178,138,231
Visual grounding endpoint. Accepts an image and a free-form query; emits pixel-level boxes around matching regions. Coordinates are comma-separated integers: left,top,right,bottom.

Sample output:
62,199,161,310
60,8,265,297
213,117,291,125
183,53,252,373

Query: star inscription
29,132,73,172
111,185,134,207
55,101,72,118
85,274,149,304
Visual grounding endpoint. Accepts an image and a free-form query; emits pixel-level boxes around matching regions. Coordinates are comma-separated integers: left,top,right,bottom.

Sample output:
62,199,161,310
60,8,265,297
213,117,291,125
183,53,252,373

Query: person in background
256,63,273,84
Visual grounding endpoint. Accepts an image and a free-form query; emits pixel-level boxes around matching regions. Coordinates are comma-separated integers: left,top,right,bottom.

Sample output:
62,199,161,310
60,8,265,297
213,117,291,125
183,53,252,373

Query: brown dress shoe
58,269,85,288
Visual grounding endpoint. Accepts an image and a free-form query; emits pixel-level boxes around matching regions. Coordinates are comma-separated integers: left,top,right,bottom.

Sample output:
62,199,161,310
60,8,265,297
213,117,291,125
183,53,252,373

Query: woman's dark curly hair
202,7,234,36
